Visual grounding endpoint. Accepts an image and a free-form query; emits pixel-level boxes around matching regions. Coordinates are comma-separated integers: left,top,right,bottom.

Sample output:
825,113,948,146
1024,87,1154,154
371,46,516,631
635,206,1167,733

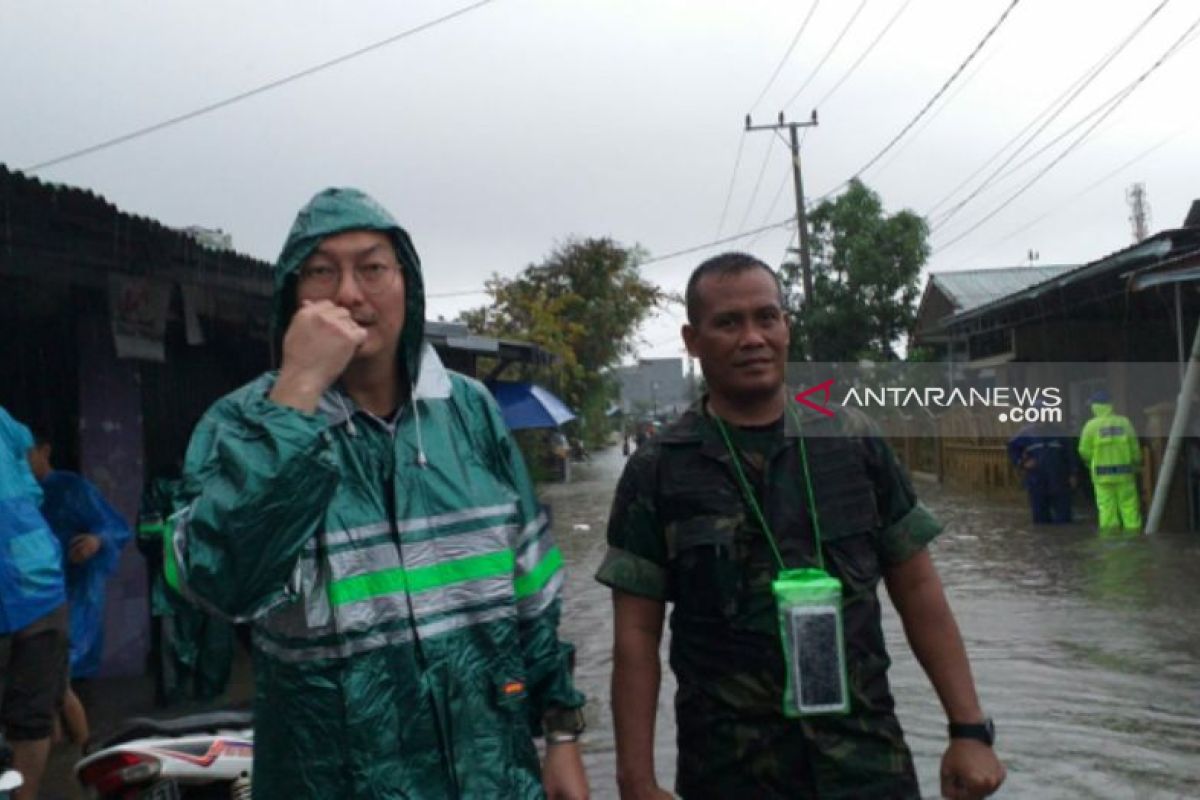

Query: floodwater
548,446,1200,800
43,445,1200,799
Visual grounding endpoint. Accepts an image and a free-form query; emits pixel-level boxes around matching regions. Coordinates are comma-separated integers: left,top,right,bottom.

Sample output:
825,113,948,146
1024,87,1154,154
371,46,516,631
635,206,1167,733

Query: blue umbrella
487,381,577,430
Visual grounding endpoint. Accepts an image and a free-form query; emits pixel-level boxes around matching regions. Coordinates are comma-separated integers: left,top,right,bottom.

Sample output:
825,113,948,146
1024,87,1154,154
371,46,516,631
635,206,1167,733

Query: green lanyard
712,404,825,573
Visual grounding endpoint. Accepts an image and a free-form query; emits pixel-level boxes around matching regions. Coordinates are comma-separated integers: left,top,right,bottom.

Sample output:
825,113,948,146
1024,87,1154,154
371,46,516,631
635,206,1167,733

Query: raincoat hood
273,187,426,383
1090,402,1114,418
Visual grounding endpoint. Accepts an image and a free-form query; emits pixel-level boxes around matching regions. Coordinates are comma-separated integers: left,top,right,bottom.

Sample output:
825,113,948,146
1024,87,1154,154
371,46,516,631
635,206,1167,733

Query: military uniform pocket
668,515,743,619
823,532,881,595
805,437,881,538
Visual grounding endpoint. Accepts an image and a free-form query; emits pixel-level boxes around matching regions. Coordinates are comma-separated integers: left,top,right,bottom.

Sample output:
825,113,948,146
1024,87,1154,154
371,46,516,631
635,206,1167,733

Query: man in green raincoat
1078,389,1143,532
170,188,588,799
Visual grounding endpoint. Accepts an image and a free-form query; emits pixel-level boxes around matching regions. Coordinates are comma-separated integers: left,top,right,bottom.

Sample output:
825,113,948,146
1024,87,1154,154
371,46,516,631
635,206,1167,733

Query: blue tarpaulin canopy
487,381,576,430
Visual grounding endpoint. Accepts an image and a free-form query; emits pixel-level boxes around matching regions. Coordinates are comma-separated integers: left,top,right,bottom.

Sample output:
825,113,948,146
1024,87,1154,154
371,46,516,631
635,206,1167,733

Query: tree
460,237,670,448
782,179,928,361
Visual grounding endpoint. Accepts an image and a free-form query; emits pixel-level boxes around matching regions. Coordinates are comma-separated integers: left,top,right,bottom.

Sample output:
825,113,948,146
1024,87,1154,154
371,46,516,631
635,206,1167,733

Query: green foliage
513,429,555,483
782,179,928,362
904,345,938,363
461,237,669,447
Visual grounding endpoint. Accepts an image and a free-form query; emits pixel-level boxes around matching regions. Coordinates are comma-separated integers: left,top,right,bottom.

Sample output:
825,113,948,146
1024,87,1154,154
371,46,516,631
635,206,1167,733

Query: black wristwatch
542,706,586,745
948,718,995,747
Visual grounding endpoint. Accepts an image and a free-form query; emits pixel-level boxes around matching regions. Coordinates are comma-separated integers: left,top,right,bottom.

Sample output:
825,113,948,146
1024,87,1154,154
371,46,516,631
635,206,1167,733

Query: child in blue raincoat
27,431,131,679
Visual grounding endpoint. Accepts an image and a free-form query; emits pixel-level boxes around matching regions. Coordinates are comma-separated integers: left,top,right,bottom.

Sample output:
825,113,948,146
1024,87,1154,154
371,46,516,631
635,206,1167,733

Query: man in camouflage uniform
597,253,1005,800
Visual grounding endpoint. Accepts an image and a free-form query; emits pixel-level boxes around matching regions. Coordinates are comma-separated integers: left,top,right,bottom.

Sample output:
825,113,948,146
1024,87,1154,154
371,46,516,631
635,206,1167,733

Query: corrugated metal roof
1130,248,1200,291
940,231,1191,332
930,265,1076,313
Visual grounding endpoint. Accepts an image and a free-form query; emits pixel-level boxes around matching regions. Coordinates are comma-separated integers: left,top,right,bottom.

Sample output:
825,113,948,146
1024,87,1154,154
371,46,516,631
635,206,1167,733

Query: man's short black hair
685,251,783,324
29,422,53,448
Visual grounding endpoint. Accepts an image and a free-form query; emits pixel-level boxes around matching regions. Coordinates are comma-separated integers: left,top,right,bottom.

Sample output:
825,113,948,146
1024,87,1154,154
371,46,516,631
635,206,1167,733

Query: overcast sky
3,0,1197,363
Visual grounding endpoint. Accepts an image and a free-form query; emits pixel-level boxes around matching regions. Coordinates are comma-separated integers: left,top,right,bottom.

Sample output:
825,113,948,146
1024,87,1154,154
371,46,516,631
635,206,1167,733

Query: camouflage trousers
674,683,921,800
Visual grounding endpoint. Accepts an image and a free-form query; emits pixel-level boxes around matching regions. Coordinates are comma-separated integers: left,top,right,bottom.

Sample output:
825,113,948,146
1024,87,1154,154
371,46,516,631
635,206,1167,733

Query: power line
972,122,1190,258
735,136,780,233
642,218,795,268
427,288,491,299
782,0,869,110
923,1,1166,221
812,0,915,110
749,0,822,112
928,0,1172,230
714,132,748,238
924,58,1096,219
729,0,821,240
437,219,797,298
935,14,1200,228
22,0,499,172
747,126,811,251
952,82,1127,208
748,159,797,250
779,228,800,266
838,0,1022,189
933,12,1200,254
744,113,820,304
868,18,1009,181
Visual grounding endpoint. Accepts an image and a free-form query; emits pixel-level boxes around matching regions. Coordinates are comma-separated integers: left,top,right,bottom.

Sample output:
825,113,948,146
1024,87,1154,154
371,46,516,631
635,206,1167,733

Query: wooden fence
888,408,1024,498
889,409,1162,503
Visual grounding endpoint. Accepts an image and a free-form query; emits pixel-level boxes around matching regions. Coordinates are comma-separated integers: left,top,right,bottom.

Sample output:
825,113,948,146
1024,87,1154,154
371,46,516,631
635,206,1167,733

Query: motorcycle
0,733,23,799
75,709,252,799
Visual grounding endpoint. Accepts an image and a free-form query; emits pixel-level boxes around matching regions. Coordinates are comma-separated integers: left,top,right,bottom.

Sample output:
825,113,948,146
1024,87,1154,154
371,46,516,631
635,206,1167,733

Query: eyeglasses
297,262,401,297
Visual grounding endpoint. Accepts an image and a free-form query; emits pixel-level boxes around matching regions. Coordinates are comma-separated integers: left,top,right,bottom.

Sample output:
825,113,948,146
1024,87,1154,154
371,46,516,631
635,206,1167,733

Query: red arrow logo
794,379,836,417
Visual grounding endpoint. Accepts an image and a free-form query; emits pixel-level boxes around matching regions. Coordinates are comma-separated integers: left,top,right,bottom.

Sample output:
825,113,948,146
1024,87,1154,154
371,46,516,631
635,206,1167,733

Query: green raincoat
1078,402,1141,484
1078,401,1143,530
170,188,583,799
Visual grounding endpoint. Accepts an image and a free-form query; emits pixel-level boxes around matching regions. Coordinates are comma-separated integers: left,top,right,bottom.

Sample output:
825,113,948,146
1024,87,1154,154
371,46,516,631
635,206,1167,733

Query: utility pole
746,110,819,306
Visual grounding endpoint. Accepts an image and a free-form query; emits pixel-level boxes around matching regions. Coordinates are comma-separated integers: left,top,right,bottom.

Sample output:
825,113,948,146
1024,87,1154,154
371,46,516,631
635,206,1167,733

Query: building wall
912,284,957,345
617,358,692,418
0,278,81,465
78,304,148,678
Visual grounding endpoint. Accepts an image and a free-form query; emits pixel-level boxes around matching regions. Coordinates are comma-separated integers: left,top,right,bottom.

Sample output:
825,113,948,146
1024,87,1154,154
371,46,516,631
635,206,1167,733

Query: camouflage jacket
596,400,943,799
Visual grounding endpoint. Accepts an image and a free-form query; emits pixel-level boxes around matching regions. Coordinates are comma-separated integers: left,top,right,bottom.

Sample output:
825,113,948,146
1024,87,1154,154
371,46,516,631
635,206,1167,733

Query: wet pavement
45,443,1200,798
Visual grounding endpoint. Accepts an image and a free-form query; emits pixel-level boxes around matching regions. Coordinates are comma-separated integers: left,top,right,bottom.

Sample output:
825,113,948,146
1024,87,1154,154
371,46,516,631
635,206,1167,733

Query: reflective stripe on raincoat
172,188,582,799
1078,402,1141,485
39,470,132,677
0,407,65,634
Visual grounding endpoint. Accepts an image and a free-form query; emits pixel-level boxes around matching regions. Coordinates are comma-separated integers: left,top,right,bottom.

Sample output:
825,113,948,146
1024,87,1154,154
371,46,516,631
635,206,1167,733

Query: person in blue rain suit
26,430,132,679
0,407,67,800
1007,410,1076,524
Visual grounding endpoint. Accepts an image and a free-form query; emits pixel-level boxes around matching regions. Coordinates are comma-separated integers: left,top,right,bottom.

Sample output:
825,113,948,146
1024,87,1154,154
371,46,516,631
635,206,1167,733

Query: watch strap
948,719,995,746
542,706,586,740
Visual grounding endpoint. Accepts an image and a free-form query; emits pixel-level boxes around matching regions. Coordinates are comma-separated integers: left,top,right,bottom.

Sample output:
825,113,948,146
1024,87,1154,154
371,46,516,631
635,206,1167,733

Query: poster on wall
108,274,172,361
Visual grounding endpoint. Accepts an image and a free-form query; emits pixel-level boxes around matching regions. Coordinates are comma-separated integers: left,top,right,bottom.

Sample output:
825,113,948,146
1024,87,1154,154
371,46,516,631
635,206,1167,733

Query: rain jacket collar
316,342,453,428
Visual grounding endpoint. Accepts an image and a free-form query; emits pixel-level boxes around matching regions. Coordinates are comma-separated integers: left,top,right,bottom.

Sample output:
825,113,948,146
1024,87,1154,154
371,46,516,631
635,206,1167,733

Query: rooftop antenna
1127,182,1151,243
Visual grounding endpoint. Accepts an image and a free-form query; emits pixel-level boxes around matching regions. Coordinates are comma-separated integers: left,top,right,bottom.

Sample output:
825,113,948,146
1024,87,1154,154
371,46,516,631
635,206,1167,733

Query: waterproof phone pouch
773,568,849,717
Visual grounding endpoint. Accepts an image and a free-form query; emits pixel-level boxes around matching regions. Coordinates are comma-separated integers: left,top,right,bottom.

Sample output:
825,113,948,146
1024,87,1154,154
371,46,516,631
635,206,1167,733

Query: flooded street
547,445,1200,800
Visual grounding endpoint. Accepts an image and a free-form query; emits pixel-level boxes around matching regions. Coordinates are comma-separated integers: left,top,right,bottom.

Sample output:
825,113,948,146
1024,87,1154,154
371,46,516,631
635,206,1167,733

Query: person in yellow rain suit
1078,389,1143,532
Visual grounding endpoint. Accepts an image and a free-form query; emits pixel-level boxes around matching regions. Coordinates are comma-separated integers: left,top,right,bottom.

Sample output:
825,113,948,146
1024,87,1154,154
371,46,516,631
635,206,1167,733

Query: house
912,264,1076,361
905,200,1200,532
